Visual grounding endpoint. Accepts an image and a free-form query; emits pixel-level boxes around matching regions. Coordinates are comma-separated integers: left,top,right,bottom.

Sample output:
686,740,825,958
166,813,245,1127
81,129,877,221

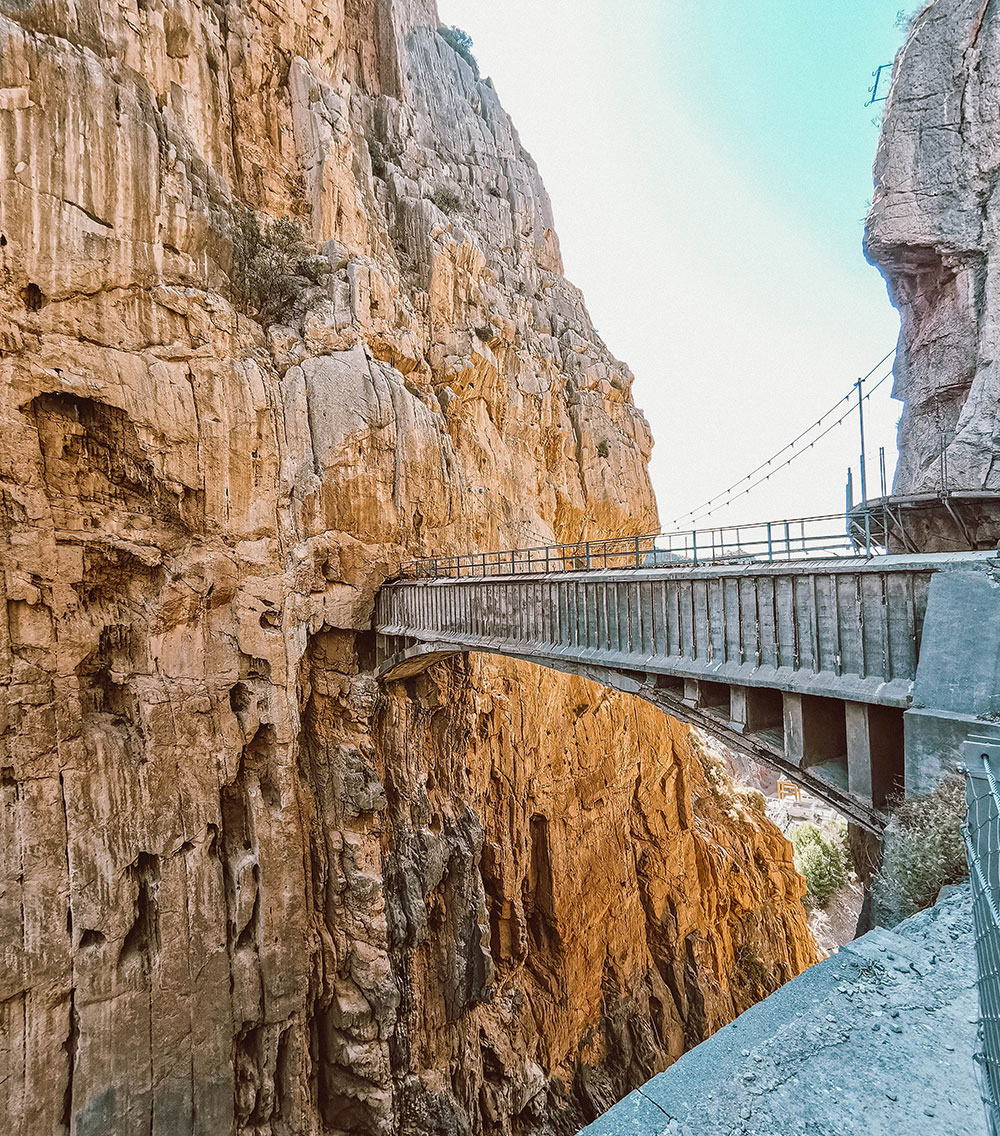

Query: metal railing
400,510,889,579
965,743,1000,1136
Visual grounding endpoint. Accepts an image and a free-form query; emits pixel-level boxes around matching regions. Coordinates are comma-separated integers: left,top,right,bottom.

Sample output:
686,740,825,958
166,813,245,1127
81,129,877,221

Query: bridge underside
377,636,896,830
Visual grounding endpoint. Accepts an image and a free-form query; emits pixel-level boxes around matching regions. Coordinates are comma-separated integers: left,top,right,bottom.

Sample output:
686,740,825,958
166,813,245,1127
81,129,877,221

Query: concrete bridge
375,550,1000,830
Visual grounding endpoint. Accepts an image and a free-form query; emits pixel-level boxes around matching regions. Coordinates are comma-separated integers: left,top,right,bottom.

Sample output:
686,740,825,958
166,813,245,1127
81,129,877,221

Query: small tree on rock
438,26,479,77
230,210,309,324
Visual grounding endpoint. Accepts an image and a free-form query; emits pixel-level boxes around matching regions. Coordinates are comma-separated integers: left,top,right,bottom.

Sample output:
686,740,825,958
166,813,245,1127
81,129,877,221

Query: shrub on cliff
438,25,479,77
873,773,967,923
229,210,309,324
429,186,463,215
791,821,848,906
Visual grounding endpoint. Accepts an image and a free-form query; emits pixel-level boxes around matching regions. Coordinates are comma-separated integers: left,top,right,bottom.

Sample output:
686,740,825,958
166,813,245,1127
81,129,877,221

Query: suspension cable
669,348,896,526
678,368,894,527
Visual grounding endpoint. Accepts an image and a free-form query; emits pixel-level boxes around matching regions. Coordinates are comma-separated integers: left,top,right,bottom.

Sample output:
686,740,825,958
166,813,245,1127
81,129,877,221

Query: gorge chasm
0,1,817,1133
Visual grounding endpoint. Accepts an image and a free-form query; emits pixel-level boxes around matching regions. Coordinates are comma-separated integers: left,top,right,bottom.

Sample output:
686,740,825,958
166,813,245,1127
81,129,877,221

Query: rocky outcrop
0,1,816,1133
867,0,1000,547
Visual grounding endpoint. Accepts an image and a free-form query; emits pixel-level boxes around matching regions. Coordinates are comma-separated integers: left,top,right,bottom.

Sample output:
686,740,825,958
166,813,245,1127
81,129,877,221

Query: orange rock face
0,0,816,1133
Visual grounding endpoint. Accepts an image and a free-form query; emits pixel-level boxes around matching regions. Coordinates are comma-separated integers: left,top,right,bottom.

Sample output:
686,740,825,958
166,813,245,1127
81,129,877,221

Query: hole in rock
259,608,281,631
230,681,254,716
21,282,46,311
118,852,161,969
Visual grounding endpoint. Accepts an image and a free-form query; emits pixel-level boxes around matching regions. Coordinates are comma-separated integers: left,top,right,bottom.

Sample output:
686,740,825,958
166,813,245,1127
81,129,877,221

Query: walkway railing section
401,511,888,580
966,744,1000,1136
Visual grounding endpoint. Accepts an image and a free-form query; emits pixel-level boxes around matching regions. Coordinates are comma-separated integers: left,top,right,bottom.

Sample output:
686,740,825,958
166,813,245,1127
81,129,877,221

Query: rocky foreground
583,884,979,1136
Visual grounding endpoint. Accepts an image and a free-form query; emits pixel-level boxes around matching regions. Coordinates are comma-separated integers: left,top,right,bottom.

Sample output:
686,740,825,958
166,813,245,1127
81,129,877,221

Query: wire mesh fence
965,748,1000,1136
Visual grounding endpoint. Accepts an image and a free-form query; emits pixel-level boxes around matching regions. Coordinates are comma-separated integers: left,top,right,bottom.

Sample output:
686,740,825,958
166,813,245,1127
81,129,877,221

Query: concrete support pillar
729,686,749,733
846,702,905,806
682,678,700,708
845,702,874,805
783,692,846,769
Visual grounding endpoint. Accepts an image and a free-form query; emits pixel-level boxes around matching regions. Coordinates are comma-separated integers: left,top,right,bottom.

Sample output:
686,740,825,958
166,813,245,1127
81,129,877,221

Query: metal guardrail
401,510,889,579
965,743,1000,1136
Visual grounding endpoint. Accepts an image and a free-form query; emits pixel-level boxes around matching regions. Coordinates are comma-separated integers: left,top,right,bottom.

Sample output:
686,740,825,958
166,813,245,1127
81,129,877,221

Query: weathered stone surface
867,0,1000,519
581,884,980,1136
0,1,816,1133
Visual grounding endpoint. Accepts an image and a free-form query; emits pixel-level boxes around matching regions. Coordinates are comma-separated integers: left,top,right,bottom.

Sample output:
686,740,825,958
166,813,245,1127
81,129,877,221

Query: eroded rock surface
0,1,816,1133
867,0,1000,545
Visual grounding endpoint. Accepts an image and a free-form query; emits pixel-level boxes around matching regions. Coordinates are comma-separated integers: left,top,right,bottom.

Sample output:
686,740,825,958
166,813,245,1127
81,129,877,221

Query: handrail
400,509,891,579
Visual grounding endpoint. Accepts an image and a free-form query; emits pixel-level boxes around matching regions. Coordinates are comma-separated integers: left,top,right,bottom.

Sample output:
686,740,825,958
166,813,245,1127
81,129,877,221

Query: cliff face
0,2,816,1134
867,0,1000,535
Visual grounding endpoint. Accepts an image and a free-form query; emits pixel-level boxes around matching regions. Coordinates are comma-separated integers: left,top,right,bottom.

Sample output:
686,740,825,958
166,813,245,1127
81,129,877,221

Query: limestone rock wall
867,0,1000,509
0,1,816,1133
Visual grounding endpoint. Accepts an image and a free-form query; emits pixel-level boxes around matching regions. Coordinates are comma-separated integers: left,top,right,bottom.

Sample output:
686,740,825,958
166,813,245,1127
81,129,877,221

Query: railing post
692,529,698,566
766,523,773,561
545,545,550,572
634,534,640,567
586,541,591,570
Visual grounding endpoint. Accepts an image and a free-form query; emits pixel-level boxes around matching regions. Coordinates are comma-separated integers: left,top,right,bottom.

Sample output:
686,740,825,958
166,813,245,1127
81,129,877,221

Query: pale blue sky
437,0,915,529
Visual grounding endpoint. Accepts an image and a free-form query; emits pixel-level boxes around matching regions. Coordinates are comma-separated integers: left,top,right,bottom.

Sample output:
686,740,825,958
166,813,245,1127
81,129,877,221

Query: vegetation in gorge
873,773,968,923
791,820,849,907
429,185,463,214
229,210,310,323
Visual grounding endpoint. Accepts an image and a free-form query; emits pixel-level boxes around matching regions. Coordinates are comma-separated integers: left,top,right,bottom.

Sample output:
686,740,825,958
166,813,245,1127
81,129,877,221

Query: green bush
873,773,967,923
438,25,479,77
230,210,309,324
367,137,387,179
430,186,462,215
596,440,610,459
791,821,848,906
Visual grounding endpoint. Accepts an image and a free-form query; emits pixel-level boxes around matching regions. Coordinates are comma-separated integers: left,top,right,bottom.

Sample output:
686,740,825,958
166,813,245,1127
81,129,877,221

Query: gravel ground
581,884,983,1136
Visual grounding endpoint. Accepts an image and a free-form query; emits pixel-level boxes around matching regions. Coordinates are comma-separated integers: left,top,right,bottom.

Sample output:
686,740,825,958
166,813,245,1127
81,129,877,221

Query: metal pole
856,377,868,505
766,522,773,562
879,446,887,498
